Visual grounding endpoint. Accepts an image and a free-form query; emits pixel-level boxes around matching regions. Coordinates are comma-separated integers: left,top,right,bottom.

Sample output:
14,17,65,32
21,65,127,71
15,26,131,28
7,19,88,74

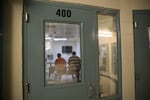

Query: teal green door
23,1,99,100
133,10,150,100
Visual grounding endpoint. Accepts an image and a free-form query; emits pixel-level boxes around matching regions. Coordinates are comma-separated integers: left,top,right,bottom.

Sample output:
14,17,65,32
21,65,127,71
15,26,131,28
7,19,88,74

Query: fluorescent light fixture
45,37,52,40
98,31,112,37
53,38,67,41
99,34,112,37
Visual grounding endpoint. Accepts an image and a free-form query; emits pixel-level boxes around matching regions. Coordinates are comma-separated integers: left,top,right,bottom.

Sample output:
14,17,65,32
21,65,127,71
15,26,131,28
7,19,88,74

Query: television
62,46,72,53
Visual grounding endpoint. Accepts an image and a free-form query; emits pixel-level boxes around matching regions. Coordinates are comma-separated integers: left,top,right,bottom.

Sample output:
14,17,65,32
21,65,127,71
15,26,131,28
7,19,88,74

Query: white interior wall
47,41,79,62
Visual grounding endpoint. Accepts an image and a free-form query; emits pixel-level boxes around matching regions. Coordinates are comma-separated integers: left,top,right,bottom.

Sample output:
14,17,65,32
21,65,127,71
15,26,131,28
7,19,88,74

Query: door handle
88,82,96,98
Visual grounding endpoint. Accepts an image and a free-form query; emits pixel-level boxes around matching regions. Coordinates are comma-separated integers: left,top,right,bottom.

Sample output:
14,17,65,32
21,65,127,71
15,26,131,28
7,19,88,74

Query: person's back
55,57,66,65
68,55,80,68
55,53,66,74
55,53,66,65
68,51,81,82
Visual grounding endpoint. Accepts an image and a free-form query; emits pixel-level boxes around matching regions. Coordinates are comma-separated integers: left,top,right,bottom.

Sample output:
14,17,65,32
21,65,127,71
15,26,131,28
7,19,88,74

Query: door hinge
134,21,138,28
24,12,29,22
25,82,30,94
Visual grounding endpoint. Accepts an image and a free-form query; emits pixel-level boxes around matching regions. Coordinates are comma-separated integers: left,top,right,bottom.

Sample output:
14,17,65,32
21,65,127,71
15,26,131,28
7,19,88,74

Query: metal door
133,10,150,100
23,1,98,100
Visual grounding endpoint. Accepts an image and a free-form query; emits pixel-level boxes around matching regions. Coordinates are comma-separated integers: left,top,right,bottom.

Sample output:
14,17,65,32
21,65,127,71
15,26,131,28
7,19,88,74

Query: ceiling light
45,37,52,40
98,31,112,37
53,38,67,41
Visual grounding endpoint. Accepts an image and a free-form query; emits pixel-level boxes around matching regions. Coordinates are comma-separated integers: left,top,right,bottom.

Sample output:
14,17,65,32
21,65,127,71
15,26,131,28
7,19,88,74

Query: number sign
56,9,71,17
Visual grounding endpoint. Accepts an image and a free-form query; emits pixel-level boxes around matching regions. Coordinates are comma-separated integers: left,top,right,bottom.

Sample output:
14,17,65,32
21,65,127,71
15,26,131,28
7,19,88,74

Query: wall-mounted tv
62,46,72,53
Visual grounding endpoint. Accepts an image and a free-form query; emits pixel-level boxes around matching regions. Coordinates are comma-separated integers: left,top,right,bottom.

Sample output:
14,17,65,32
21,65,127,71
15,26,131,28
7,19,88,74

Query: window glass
98,15,118,98
44,22,81,85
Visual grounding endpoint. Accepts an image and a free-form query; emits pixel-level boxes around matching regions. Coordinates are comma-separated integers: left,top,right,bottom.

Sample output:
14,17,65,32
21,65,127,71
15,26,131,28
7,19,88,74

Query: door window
98,14,118,98
44,22,81,85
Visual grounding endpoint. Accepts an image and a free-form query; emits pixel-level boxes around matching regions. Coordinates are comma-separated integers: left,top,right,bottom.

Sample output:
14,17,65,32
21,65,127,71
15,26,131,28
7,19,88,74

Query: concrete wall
7,0,150,100
7,0,23,100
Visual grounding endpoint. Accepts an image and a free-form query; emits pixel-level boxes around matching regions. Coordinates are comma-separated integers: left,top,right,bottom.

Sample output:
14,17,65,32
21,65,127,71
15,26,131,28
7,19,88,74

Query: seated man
68,51,81,82
54,53,66,81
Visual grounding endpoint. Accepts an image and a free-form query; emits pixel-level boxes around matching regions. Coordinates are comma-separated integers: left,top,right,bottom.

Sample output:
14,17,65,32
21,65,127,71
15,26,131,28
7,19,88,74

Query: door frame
23,1,122,100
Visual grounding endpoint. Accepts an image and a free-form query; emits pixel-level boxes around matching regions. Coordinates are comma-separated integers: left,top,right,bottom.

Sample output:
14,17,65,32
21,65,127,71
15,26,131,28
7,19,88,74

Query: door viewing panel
45,22,81,85
98,14,118,98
